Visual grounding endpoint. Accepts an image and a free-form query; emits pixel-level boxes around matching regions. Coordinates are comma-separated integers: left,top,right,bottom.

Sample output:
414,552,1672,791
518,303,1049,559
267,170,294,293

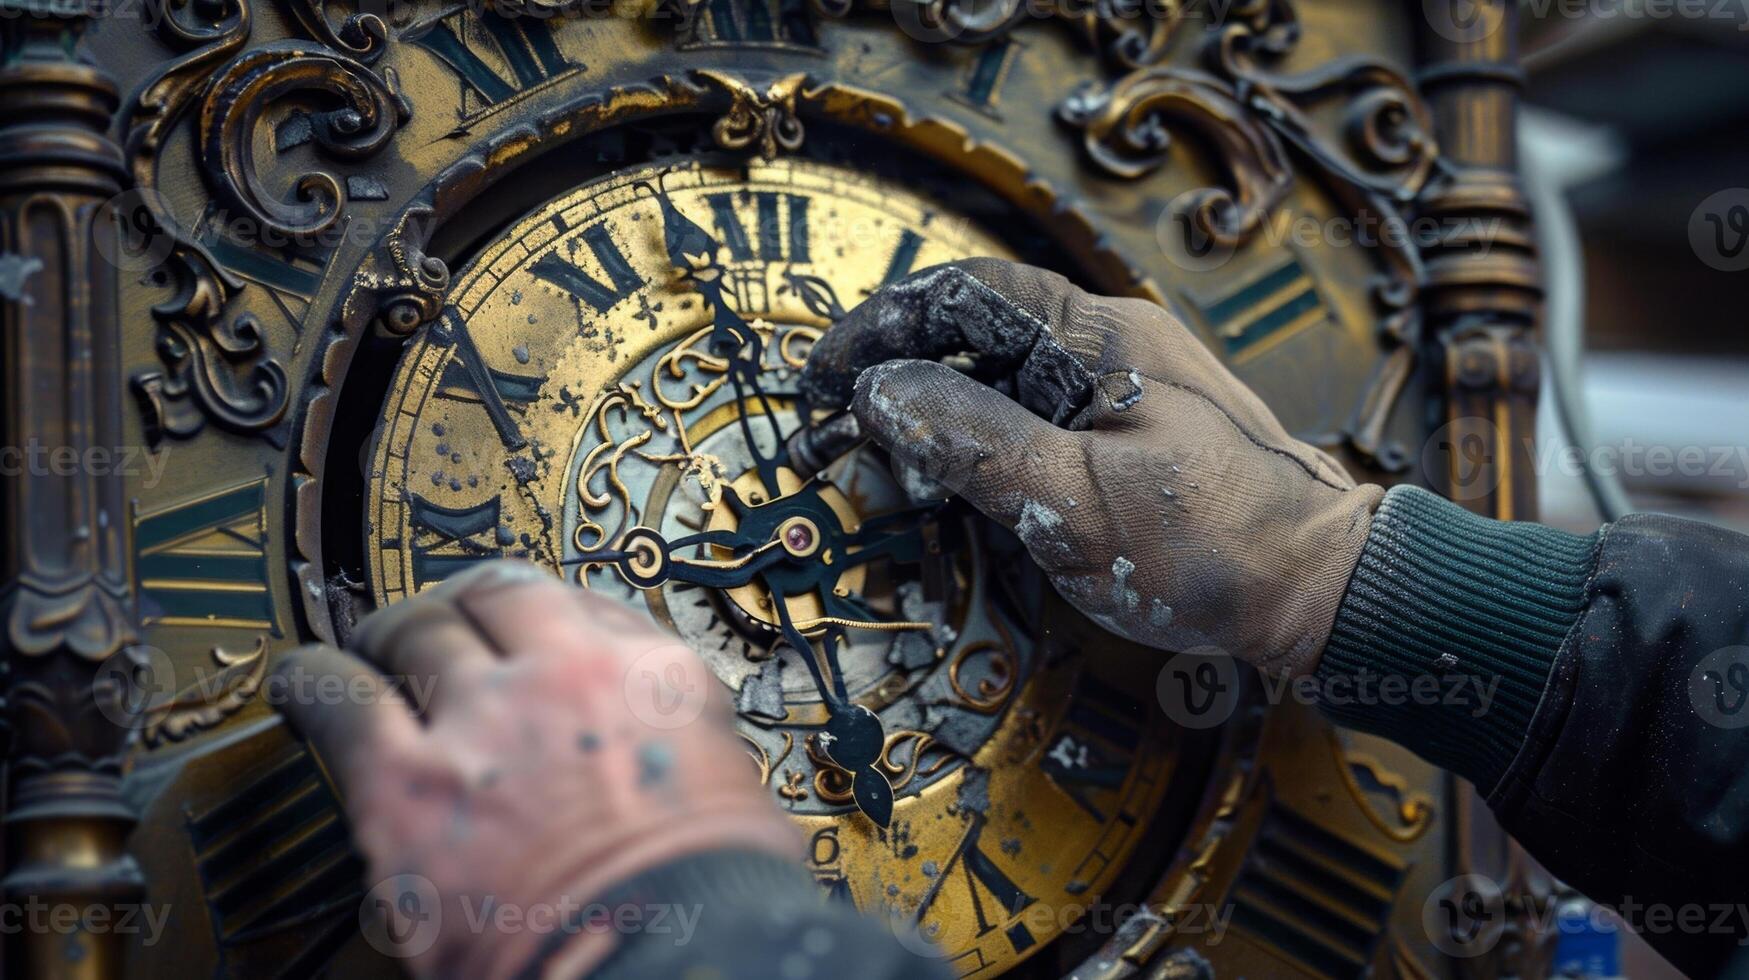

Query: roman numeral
409,493,504,588
189,749,363,976
1191,256,1331,363
410,10,575,117
881,229,924,285
914,812,1037,954
431,307,539,450
687,0,818,46
197,208,328,333
705,192,809,262
1228,804,1406,979
1043,672,1144,821
529,222,645,312
950,38,1020,118
133,478,275,632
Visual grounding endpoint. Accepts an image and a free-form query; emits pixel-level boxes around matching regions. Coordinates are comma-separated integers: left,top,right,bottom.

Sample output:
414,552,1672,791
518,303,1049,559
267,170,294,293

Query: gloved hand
272,561,800,980
801,258,1382,677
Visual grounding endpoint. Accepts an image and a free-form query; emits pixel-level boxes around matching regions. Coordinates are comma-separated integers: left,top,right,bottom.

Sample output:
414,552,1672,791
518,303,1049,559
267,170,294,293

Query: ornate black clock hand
643,177,789,494
765,571,895,827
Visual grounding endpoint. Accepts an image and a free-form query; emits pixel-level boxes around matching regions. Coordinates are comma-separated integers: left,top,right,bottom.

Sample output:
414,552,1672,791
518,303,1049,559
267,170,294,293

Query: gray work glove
801,259,1382,677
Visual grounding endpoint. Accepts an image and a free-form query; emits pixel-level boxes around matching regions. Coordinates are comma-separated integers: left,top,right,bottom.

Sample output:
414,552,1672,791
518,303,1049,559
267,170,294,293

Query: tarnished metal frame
0,0,1544,976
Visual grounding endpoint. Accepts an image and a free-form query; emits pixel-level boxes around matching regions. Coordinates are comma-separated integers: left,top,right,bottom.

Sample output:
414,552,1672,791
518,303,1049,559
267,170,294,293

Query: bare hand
272,561,799,979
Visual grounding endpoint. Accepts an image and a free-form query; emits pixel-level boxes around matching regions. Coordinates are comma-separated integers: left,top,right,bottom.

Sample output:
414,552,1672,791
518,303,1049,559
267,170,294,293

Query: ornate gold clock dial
364,158,1181,975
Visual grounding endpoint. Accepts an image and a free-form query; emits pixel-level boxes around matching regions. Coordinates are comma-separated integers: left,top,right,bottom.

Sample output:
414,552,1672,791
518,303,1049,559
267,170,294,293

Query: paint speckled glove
801,259,1382,676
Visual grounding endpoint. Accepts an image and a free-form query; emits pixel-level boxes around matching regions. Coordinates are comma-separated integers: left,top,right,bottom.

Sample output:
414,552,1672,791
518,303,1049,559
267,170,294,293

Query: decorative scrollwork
200,41,410,239
141,638,269,747
133,309,291,447
347,205,452,335
285,0,390,63
696,70,809,159
573,383,668,554
947,641,1017,714
1212,27,1436,205
1059,69,1293,248
809,728,948,804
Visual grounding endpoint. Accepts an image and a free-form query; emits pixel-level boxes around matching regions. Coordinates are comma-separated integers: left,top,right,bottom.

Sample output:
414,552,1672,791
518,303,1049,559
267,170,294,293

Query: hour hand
568,526,784,590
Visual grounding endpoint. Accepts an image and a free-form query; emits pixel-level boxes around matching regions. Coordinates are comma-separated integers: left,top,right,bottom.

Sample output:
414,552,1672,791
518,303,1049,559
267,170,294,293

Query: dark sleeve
1314,485,1749,977
517,848,952,980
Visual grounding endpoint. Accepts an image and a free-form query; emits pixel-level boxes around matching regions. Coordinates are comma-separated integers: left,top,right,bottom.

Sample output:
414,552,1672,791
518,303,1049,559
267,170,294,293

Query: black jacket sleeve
1317,485,1749,977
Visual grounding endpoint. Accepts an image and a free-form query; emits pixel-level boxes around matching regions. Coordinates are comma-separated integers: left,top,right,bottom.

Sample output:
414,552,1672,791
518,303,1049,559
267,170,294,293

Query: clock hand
567,526,788,590
766,574,895,827
643,177,789,495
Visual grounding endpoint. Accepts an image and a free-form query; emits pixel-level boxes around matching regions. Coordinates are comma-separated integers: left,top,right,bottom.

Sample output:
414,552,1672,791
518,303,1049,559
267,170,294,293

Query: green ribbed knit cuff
1315,485,1600,794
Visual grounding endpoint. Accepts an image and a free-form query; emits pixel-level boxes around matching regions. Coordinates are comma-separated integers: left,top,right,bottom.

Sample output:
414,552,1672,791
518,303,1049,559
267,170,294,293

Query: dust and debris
1148,598,1173,629
893,458,951,501
955,767,991,816
1106,370,1144,412
1000,837,1022,856
887,631,936,671
898,581,956,648
1065,880,1089,896
1109,557,1141,614
737,656,787,720
1162,487,1176,500
578,732,601,753
921,860,940,878
1434,653,1459,671
637,741,674,787
506,455,537,484
513,344,531,364
1014,500,1070,564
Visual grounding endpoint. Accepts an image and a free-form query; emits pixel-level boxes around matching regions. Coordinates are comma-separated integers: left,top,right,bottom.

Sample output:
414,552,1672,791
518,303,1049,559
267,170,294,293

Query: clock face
362,159,1181,974
46,0,1532,976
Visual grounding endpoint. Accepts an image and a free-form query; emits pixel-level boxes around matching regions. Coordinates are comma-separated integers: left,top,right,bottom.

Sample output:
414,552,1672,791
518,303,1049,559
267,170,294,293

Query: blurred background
1521,0,1749,535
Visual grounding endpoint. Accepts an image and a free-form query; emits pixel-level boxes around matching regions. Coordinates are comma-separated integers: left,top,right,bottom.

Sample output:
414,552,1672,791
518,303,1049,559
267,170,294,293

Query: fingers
273,643,422,787
851,359,1083,566
804,258,1219,428
803,260,1093,424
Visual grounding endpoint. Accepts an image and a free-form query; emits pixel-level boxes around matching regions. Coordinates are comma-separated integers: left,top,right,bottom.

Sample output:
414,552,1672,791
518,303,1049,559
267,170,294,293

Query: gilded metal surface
0,0,1549,976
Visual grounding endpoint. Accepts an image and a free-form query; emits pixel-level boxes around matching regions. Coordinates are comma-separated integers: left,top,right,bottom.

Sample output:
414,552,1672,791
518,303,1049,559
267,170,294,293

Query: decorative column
0,1,146,977
1416,7,1561,978
1415,0,1543,521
